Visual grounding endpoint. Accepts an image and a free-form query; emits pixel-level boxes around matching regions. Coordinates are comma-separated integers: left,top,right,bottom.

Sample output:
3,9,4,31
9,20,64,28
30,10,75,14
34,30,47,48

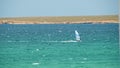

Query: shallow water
0,23,119,68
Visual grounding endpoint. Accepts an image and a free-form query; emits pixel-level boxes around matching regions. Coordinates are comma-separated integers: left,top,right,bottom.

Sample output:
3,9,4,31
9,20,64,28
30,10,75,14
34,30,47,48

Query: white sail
75,30,80,41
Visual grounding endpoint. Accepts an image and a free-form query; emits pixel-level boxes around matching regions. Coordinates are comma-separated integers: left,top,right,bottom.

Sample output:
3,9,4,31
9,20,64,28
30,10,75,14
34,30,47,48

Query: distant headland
0,15,119,24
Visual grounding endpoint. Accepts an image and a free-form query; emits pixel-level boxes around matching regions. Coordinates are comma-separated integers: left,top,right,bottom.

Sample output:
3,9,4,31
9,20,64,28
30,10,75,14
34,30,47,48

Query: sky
0,0,119,17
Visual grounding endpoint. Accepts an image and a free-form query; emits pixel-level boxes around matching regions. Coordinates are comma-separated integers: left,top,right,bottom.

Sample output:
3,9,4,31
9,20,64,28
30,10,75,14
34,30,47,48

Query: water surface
0,23,119,68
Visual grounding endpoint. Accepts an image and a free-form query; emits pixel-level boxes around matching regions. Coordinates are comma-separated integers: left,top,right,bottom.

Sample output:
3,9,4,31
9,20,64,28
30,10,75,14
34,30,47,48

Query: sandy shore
0,15,119,24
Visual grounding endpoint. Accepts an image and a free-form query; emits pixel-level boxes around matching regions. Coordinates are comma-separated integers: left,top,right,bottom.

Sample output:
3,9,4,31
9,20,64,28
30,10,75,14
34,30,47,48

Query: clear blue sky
0,0,119,17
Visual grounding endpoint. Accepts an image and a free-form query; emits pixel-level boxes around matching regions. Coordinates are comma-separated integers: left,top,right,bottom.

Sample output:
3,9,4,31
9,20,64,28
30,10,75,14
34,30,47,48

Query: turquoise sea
0,23,119,68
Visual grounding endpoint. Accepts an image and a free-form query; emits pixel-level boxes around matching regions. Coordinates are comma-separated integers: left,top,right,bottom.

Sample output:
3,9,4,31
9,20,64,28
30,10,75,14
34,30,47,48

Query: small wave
7,41,29,42
81,61,85,63
61,40,77,43
19,41,29,42
42,40,78,43
7,41,16,42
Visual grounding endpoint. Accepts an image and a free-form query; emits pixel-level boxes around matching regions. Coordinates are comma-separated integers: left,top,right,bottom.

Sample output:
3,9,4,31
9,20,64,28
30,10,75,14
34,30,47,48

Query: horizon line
0,14,118,18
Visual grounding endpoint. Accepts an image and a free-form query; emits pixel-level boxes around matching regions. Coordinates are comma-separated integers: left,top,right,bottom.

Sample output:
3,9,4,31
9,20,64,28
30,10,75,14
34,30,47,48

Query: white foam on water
83,58,87,60
58,30,62,32
81,61,85,63
36,49,39,51
68,58,73,60
93,39,96,40
31,51,34,53
61,40,77,43
32,62,40,65
42,55,46,57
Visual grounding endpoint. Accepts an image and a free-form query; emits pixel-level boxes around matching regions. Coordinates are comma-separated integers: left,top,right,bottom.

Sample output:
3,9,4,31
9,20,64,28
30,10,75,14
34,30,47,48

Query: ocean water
0,23,119,68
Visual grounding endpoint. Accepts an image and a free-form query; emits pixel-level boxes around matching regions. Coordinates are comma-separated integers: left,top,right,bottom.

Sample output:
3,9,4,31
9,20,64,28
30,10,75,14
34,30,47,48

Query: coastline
0,15,119,24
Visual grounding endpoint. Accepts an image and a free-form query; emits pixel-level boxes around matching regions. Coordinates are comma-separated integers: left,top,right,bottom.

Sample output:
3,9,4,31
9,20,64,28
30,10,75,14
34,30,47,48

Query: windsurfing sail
75,30,81,41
